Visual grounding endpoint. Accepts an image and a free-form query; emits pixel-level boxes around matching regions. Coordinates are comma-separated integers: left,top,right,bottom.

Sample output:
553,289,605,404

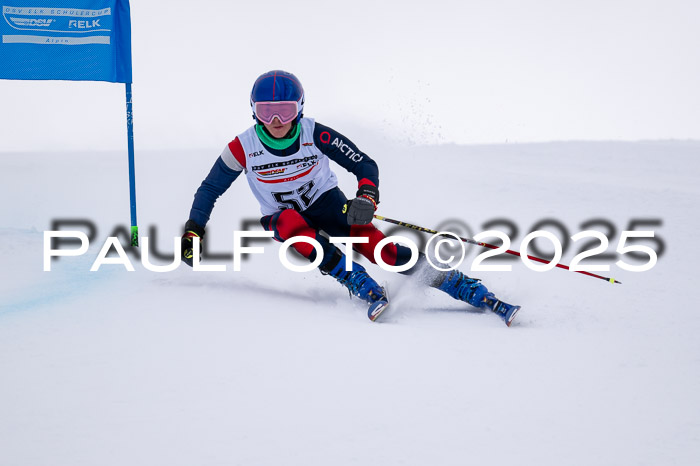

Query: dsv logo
10,18,54,27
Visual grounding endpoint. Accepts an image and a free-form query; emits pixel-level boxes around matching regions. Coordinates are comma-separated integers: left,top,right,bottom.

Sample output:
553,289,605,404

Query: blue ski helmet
250,70,305,124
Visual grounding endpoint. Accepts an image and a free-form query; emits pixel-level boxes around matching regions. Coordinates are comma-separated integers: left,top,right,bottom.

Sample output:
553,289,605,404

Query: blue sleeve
188,156,242,227
313,122,379,187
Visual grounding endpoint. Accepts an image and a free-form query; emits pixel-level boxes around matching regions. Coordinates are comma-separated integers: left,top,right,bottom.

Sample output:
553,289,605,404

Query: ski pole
373,215,621,284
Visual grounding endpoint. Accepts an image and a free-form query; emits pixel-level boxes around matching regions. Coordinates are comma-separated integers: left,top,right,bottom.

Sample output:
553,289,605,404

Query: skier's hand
345,184,379,225
181,220,205,267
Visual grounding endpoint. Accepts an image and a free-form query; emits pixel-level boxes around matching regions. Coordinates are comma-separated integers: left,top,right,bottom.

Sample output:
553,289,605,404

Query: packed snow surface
1,140,699,465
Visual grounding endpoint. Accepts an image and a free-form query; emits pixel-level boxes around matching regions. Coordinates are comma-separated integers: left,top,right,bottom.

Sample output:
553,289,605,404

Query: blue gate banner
0,0,131,82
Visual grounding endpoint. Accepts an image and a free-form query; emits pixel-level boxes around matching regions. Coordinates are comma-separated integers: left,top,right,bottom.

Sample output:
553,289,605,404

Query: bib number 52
272,180,316,211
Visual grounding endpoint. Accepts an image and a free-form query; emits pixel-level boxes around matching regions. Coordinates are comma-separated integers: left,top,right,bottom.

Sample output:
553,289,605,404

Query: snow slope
1,140,699,465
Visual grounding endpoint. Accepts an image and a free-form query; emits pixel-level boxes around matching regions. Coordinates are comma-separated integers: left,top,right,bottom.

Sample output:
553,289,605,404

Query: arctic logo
68,19,100,29
248,150,263,158
331,138,363,162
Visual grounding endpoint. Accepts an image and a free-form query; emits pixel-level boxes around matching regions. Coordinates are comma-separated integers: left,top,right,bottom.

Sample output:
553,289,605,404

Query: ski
367,285,389,322
485,297,521,327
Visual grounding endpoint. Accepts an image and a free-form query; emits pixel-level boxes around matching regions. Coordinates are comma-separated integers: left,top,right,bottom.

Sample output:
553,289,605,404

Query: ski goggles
254,101,300,125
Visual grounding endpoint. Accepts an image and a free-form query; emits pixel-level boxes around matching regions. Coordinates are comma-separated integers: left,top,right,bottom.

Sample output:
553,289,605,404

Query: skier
181,70,520,325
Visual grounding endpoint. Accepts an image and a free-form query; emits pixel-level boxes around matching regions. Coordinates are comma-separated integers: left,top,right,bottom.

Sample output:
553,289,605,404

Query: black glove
181,219,205,267
345,184,379,225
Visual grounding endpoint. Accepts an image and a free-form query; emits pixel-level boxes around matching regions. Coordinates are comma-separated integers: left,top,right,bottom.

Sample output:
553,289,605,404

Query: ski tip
505,306,521,327
368,300,389,322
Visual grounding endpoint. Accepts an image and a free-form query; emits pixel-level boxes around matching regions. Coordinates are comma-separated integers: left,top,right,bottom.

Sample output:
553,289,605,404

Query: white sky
1,0,698,151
